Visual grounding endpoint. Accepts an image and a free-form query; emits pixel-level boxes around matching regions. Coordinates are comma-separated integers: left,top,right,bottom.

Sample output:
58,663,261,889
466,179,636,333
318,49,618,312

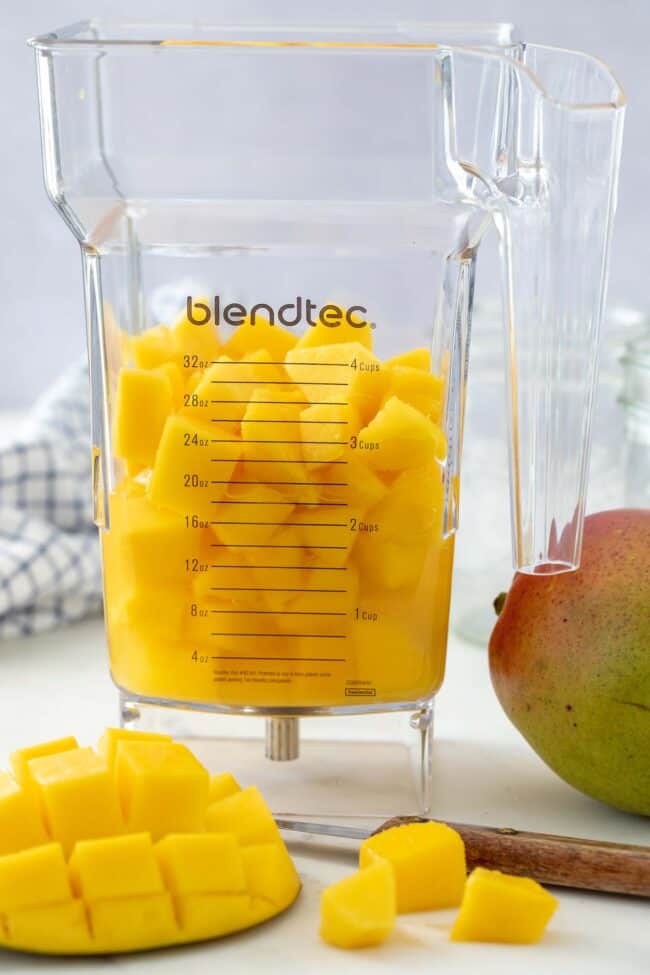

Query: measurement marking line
210,442,348,449
210,400,348,407
207,609,347,616
207,361,350,368
211,656,347,662
210,521,347,528
210,500,347,507
210,634,346,639
209,419,347,425
210,380,348,387
210,587,347,593
209,564,348,570
210,458,348,464
210,480,347,487
210,543,347,550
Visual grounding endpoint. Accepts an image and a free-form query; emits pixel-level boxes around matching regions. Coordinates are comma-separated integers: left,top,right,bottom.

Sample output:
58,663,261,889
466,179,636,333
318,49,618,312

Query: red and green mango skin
489,509,650,816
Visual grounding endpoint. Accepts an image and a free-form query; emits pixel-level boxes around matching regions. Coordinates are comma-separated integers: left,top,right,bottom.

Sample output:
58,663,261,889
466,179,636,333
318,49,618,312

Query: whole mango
489,509,650,815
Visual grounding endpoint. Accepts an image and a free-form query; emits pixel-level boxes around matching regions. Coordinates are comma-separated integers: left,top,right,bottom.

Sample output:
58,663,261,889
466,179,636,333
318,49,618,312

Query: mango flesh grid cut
0,730,301,956
106,302,450,708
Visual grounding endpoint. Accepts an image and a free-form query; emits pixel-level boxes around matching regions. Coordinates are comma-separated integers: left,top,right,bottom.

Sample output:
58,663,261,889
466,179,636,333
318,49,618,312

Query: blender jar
29,22,624,813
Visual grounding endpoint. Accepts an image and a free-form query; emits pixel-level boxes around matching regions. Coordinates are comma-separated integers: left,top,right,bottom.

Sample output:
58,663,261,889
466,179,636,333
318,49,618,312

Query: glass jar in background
452,302,650,647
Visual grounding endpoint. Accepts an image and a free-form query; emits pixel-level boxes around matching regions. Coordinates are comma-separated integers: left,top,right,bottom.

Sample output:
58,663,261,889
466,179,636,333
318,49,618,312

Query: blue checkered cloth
0,361,102,637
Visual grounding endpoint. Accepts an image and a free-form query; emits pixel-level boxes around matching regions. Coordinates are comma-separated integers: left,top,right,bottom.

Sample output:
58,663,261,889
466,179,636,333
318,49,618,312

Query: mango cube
89,892,179,953
360,821,466,912
320,860,395,949
241,842,301,908
28,748,124,856
293,307,373,352
115,741,209,841
359,396,446,472
171,302,222,368
154,361,184,408
149,414,240,520
114,368,174,471
130,325,177,370
10,735,78,793
97,728,172,768
69,833,164,901
301,403,360,465
381,365,444,421
6,899,92,955
386,347,431,371
285,341,375,403
186,351,287,432
208,772,242,803
450,868,558,944
223,314,297,360
174,893,254,941
211,481,294,546
0,843,71,912
0,772,48,854
205,786,281,846
156,833,246,895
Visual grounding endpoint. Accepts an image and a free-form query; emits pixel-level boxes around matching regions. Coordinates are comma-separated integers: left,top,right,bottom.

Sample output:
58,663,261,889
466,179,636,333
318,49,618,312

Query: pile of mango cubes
320,821,558,949
104,306,453,708
0,730,300,955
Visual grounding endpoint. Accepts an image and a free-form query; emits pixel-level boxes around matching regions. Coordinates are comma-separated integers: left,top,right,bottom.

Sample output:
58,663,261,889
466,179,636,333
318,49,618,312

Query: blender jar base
119,692,435,817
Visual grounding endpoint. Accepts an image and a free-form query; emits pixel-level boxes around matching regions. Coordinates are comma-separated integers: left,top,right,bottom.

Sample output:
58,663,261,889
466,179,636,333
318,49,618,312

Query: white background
0,0,647,407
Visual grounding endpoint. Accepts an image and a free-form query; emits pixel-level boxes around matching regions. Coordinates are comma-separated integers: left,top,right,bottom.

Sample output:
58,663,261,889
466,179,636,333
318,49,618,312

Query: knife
275,814,650,897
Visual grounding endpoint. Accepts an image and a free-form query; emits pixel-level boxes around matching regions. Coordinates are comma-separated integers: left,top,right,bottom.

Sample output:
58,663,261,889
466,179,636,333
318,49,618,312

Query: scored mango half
0,730,300,956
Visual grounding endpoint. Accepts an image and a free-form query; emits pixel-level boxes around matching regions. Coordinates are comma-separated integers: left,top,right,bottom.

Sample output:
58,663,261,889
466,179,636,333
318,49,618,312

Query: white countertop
0,617,647,974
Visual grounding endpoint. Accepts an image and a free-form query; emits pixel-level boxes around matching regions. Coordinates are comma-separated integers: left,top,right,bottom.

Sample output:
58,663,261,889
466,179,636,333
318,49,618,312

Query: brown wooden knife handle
375,817,650,897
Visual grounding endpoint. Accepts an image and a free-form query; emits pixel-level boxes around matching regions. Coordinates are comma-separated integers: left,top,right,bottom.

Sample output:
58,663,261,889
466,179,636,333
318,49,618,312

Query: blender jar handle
491,45,626,574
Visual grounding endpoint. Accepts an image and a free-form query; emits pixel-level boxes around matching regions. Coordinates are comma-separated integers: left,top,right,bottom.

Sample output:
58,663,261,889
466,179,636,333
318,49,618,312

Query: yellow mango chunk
320,860,395,949
175,892,255,941
130,325,177,370
69,833,163,901
97,728,172,768
111,490,202,589
171,301,222,369
241,842,301,909
89,892,179,953
285,341,376,404
156,833,246,894
115,741,209,841
205,786,281,846
223,314,297,360
154,361,184,408
317,455,388,513
386,347,431,371
0,843,71,913
11,736,78,792
240,391,315,498
358,396,446,472
211,480,294,546
354,464,443,590
28,749,124,856
113,587,187,642
208,772,242,804
301,403,360,465
360,821,466,912
380,366,444,421
6,899,93,955
293,306,373,352
0,773,48,855
186,351,287,432
450,868,558,944
114,368,174,471
149,414,241,521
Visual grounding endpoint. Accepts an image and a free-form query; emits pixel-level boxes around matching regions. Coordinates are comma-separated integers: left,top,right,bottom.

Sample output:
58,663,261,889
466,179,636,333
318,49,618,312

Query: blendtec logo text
186,296,374,330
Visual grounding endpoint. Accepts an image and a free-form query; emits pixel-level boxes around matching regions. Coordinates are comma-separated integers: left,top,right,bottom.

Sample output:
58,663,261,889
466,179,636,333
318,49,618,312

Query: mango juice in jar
103,300,453,710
